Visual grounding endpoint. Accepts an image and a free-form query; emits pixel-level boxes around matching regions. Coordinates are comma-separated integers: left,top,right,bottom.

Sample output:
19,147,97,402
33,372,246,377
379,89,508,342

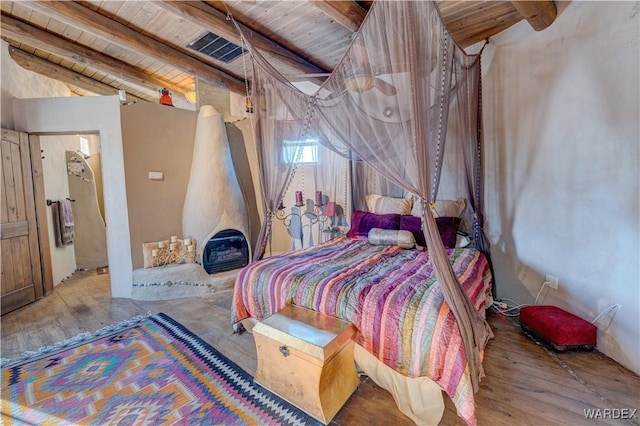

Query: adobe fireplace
203,229,249,274
182,105,251,273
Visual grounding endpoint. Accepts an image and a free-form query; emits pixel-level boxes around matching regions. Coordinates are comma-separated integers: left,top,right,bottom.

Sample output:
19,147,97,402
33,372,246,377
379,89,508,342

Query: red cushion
519,305,597,347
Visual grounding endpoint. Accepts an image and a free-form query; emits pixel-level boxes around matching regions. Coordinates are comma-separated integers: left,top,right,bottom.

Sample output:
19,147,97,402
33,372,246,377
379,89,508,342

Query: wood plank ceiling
1,1,557,105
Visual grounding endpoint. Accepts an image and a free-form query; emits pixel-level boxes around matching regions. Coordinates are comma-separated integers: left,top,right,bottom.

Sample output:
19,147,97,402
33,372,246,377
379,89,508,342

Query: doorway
39,133,108,285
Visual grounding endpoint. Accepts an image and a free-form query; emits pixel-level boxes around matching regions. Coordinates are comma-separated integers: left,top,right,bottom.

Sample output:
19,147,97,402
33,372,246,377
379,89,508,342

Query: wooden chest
252,305,360,424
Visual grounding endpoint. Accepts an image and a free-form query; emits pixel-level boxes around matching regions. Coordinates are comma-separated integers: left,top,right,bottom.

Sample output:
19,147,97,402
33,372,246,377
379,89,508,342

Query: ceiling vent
187,32,246,63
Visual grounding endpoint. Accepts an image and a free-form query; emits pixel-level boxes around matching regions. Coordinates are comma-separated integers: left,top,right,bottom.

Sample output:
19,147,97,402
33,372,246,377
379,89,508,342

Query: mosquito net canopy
234,0,493,397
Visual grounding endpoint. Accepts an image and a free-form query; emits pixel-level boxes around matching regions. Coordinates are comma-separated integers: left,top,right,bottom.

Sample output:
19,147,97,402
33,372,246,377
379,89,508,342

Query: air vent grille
188,32,245,63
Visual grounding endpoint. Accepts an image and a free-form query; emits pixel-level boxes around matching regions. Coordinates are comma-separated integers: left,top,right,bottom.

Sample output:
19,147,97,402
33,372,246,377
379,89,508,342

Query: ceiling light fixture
159,88,174,107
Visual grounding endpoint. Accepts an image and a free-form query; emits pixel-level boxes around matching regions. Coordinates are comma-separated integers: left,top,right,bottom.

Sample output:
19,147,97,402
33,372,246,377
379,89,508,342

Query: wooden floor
2,270,639,425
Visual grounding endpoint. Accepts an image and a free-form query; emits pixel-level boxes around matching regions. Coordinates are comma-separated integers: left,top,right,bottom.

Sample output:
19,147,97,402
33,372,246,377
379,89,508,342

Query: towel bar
46,198,75,206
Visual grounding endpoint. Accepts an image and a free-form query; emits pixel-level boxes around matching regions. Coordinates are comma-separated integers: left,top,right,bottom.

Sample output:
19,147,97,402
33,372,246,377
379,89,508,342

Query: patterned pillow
367,228,415,249
346,211,400,239
365,194,413,215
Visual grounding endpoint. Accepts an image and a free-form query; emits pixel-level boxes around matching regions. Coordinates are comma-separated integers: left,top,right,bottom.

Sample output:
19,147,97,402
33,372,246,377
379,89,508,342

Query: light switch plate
149,171,164,180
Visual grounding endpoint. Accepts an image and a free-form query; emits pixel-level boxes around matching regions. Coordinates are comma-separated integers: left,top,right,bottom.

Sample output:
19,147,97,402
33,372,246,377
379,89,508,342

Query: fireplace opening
202,229,249,274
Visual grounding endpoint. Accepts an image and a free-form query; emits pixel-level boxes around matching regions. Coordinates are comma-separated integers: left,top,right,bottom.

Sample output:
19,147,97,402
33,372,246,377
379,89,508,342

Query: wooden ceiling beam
157,1,327,75
23,1,246,94
8,45,146,102
1,13,186,96
311,1,367,33
308,1,528,48
510,1,557,31
456,17,523,48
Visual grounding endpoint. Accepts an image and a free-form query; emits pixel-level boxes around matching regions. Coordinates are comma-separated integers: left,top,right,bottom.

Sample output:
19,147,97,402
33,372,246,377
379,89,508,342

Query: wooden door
1,129,44,314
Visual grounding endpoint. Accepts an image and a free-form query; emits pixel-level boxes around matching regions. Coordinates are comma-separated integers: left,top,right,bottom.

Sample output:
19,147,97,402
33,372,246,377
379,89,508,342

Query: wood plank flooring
2,270,639,425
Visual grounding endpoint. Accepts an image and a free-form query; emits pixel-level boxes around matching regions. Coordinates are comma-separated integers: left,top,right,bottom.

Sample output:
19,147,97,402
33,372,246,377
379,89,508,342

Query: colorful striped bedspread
232,237,492,425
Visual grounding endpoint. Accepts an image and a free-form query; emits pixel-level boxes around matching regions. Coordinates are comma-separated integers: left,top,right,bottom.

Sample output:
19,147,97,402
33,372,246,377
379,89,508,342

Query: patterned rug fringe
1,312,153,368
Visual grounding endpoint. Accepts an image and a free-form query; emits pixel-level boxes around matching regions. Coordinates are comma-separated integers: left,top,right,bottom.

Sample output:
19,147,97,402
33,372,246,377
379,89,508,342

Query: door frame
28,134,54,295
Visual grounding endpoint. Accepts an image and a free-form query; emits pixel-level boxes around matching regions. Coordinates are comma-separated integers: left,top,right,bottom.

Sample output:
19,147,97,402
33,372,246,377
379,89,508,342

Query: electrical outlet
545,275,559,290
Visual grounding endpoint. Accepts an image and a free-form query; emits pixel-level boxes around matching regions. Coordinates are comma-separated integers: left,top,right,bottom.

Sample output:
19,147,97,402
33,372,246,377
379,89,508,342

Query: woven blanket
232,237,492,425
1,313,321,426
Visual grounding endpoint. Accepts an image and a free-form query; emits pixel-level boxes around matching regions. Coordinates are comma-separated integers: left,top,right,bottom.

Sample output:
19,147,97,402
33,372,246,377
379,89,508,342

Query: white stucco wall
481,2,639,374
0,40,71,129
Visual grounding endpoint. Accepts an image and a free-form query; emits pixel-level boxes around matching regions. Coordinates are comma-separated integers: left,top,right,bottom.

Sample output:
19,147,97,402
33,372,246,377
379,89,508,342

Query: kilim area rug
1,313,322,425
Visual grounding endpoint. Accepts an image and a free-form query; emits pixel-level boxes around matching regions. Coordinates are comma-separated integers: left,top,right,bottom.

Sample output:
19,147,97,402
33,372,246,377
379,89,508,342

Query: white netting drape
235,0,492,396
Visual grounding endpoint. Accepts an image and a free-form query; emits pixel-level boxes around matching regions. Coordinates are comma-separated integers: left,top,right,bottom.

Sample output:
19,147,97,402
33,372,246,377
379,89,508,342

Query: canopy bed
234,233,492,425
230,1,493,425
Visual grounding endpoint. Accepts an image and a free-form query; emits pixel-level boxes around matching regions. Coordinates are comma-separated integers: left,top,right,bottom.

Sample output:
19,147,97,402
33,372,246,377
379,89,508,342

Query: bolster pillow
368,228,415,249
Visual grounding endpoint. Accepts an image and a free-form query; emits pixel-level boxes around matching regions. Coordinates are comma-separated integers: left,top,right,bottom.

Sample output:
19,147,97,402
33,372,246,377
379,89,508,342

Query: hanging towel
60,198,74,227
52,200,75,246
51,202,64,248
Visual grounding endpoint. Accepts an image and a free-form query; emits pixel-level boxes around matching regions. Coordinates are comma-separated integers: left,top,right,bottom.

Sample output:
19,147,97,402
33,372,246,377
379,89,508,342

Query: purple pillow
436,217,461,248
347,211,400,239
399,215,461,248
399,215,424,246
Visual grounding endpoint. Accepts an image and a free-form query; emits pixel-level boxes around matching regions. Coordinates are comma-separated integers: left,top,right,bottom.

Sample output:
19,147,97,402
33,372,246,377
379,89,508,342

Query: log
23,1,246,94
1,13,186,95
310,1,367,33
8,46,146,102
157,1,326,75
510,1,557,31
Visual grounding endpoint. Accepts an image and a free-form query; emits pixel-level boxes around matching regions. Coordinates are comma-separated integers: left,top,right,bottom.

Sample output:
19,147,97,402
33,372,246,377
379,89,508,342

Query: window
282,138,319,165
79,136,90,157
